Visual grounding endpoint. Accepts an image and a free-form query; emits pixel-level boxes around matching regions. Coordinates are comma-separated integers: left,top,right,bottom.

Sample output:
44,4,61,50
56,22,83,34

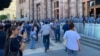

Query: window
82,3,85,11
54,1,59,8
82,3,85,16
54,1,59,19
90,1,94,7
57,9,59,19
57,14,59,19
56,1,59,8
95,0,100,5
37,4,40,19
20,9,24,18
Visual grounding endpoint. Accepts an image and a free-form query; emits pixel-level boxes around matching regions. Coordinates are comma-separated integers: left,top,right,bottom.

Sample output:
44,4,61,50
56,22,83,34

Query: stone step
81,41,100,50
81,36,100,42
81,37,100,46
80,36,100,50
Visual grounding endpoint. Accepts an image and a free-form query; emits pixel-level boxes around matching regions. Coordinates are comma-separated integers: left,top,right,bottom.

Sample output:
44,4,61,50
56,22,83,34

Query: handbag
7,38,20,56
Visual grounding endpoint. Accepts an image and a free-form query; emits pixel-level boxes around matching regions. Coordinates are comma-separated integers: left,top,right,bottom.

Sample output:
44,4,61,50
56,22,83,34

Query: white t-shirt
31,31,36,37
63,30,80,51
41,24,51,35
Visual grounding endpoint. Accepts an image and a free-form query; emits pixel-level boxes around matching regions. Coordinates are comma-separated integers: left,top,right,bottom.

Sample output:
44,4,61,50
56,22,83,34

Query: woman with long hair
30,23,37,49
34,22,40,41
5,25,27,56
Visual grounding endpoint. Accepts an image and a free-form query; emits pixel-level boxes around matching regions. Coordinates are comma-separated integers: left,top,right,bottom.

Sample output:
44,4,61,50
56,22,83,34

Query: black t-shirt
8,35,23,56
10,38,20,52
17,35,23,56
17,35,22,43
9,35,23,51
0,31,6,50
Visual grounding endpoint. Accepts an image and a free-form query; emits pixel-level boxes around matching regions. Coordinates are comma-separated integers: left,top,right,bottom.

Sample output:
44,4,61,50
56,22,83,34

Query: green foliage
0,15,8,20
0,0,12,10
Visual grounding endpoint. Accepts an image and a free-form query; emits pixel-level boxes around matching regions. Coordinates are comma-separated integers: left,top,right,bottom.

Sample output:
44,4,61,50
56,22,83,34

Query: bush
0,15,8,20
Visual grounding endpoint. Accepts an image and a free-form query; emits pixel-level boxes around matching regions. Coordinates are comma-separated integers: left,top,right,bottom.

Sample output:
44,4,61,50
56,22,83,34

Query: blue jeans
67,49,78,56
26,33,31,43
30,35,35,49
36,31,39,41
0,50,4,56
43,34,50,50
54,30,60,42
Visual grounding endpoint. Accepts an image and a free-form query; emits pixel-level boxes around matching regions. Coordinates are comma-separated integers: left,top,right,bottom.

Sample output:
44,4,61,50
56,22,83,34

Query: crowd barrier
74,23,100,39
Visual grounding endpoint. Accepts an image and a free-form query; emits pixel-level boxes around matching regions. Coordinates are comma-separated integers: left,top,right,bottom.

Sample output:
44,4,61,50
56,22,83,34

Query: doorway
96,8,100,18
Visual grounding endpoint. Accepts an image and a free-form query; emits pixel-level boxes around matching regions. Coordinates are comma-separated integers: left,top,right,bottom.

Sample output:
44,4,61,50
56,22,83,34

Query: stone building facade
16,0,82,21
16,0,34,21
82,0,100,18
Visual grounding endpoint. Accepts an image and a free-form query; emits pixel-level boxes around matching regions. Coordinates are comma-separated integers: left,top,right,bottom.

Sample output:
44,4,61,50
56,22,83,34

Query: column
68,0,70,17
52,0,54,19
34,2,37,20
85,1,90,16
76,0,78,16
29,0,33,20
70,0,77,17
78,0,82,17
59,0,63,19
16,0,20,19
94,8,96,18
63,0,68,18
47,0,52,19
31,0,34,20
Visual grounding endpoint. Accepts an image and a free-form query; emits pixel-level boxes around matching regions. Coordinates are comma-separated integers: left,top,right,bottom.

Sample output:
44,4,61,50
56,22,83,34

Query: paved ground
23,34,100,56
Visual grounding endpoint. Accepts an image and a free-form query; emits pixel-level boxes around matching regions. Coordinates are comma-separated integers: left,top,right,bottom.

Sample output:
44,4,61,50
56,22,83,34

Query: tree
0,0,12,10
0,15,8,20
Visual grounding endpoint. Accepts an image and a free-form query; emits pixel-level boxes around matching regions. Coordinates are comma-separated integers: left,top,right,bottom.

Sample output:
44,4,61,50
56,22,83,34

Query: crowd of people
0,19,81,56
62,15,100,24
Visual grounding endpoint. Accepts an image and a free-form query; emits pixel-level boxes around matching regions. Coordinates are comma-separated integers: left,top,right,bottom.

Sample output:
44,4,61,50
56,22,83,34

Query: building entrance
96,8,100,17
90,9,94,16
